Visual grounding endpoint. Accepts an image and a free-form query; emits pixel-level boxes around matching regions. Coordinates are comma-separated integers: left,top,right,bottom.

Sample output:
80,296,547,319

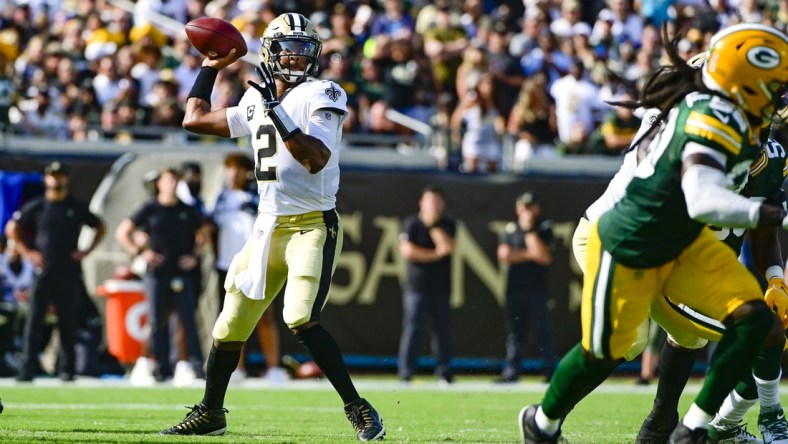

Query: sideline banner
303,170,611,365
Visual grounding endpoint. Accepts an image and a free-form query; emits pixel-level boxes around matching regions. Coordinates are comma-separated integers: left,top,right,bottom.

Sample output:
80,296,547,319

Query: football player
572,59,788,443
160,13,385,441
521,23,788,444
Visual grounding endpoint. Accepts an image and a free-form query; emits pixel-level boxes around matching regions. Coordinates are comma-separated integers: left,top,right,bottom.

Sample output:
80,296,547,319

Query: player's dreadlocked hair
612,26,713,153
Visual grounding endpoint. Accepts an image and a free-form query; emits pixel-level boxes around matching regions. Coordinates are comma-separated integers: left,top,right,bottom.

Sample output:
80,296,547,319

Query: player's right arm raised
182,49,242,137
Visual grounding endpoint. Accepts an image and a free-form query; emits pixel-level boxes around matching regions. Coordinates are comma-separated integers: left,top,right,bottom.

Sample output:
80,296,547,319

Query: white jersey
584,108,661,222
212,187,258,270
226,79,348,216
0,254,35,302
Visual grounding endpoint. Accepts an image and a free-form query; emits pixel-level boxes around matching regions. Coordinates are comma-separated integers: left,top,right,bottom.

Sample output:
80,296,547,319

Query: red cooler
96,279,149,365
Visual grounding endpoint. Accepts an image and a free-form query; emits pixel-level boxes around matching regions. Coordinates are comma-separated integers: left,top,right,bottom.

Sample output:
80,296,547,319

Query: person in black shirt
115,167,205,382
398,186,455,385
496,192,556,383
6,161,106,381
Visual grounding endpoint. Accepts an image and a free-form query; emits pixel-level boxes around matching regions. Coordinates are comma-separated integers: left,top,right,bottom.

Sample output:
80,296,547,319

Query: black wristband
188,67,218,103
269,105,302,141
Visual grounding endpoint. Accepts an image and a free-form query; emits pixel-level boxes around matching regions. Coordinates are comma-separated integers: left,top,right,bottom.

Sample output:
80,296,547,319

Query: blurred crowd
2,0,788,170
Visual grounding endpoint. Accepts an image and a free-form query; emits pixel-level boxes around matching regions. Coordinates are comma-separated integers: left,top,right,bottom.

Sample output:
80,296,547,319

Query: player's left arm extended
681,142,787,229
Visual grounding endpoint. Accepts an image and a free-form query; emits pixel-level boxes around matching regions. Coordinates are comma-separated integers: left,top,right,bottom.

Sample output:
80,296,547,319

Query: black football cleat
159,404,228,436
520,404,562,444
344,398,385,441
636,409,679,443
669,423,708,444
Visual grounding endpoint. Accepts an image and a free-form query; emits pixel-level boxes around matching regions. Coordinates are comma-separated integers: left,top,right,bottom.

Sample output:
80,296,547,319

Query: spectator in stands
398,186,455,386
0,57,14,132
459,0,490,41
496,192,556,383
20,87,67,139
598,0,644,47
355,58,386,133
550,0,584,39
115,167,205,383
6,161,106,381
455,41,488,101
370,0,415,41
588,92,641,156
509,14,544,59
508,74,558,169
322,4,358,57
422,3,468,99
133,44,164,107
550,59,604,154
520,31,573,87
370,37,434,135
485,19,524,119
450,73,504,173
211,153,286,385
1,237,34,373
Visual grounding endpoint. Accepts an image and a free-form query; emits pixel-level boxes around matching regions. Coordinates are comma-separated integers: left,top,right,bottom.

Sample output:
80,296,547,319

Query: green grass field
0,376,775,443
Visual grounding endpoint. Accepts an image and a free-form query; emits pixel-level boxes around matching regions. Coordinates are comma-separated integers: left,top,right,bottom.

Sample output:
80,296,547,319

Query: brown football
185,17,248,59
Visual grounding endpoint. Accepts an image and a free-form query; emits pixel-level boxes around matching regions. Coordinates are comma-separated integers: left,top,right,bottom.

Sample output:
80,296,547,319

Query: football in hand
185,17,247,59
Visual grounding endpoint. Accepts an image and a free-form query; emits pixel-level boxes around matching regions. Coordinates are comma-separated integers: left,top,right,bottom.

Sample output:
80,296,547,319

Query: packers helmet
703,23,788,124
260,13,322,84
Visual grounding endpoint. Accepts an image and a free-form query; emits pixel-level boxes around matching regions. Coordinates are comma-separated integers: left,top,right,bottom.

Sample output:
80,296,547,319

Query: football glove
248,63,278,107
764,276,788,328
247,63,301,141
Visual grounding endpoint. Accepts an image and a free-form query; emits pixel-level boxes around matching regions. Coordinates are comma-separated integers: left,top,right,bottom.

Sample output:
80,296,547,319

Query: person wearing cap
115,167,205,383
496,192,555,383
398,186,456,386
5,161,106,381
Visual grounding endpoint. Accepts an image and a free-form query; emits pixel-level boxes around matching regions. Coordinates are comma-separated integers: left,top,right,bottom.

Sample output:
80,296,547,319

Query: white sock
756,370,782,409
711,389,756,426
683,403,713,430
535,406,561,435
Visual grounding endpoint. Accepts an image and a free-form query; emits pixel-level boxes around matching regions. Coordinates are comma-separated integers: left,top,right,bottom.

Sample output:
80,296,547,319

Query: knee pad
211,290,266,342
282,276,320,328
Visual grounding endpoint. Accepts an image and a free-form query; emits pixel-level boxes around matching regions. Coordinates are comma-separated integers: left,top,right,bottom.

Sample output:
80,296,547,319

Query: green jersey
598,92,762,268
712,138,788,253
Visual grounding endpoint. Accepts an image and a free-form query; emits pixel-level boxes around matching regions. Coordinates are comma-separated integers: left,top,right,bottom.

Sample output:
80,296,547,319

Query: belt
275,209,329,224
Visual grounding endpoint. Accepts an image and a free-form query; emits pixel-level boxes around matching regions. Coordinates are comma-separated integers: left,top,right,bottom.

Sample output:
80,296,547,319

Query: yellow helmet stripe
685,112,742,155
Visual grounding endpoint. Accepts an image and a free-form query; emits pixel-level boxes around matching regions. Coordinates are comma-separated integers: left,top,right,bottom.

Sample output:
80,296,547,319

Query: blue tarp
0,171,42,231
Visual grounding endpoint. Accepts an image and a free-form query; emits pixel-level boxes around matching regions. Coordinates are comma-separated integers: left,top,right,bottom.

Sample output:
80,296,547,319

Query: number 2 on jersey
255,124,277,181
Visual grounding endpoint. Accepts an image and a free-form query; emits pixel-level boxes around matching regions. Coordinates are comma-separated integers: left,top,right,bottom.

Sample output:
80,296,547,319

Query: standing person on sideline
212,152,286,384
6,161,106,381
115,168,205,383
160,13,385,440
521,24,788,443
496,192,555,383
398,186,456,386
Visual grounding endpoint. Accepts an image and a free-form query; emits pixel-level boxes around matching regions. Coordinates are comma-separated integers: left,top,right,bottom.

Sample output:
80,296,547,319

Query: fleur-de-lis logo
324,84,341,102
328,226,337,239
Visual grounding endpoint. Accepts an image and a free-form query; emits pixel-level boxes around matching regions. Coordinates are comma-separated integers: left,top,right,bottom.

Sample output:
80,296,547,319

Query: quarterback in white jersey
161,13,385,441
226,78,346,215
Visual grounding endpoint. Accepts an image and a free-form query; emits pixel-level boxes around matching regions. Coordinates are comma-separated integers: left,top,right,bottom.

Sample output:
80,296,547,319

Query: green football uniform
712,137,788,253
599,92,762,268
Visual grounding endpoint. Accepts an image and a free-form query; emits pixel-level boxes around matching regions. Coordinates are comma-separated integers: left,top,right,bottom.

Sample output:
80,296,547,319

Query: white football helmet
260,13,322,84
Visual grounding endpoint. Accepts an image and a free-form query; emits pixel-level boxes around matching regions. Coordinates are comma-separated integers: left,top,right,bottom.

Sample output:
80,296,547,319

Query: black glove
247,63,279,109
246,62,302,141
